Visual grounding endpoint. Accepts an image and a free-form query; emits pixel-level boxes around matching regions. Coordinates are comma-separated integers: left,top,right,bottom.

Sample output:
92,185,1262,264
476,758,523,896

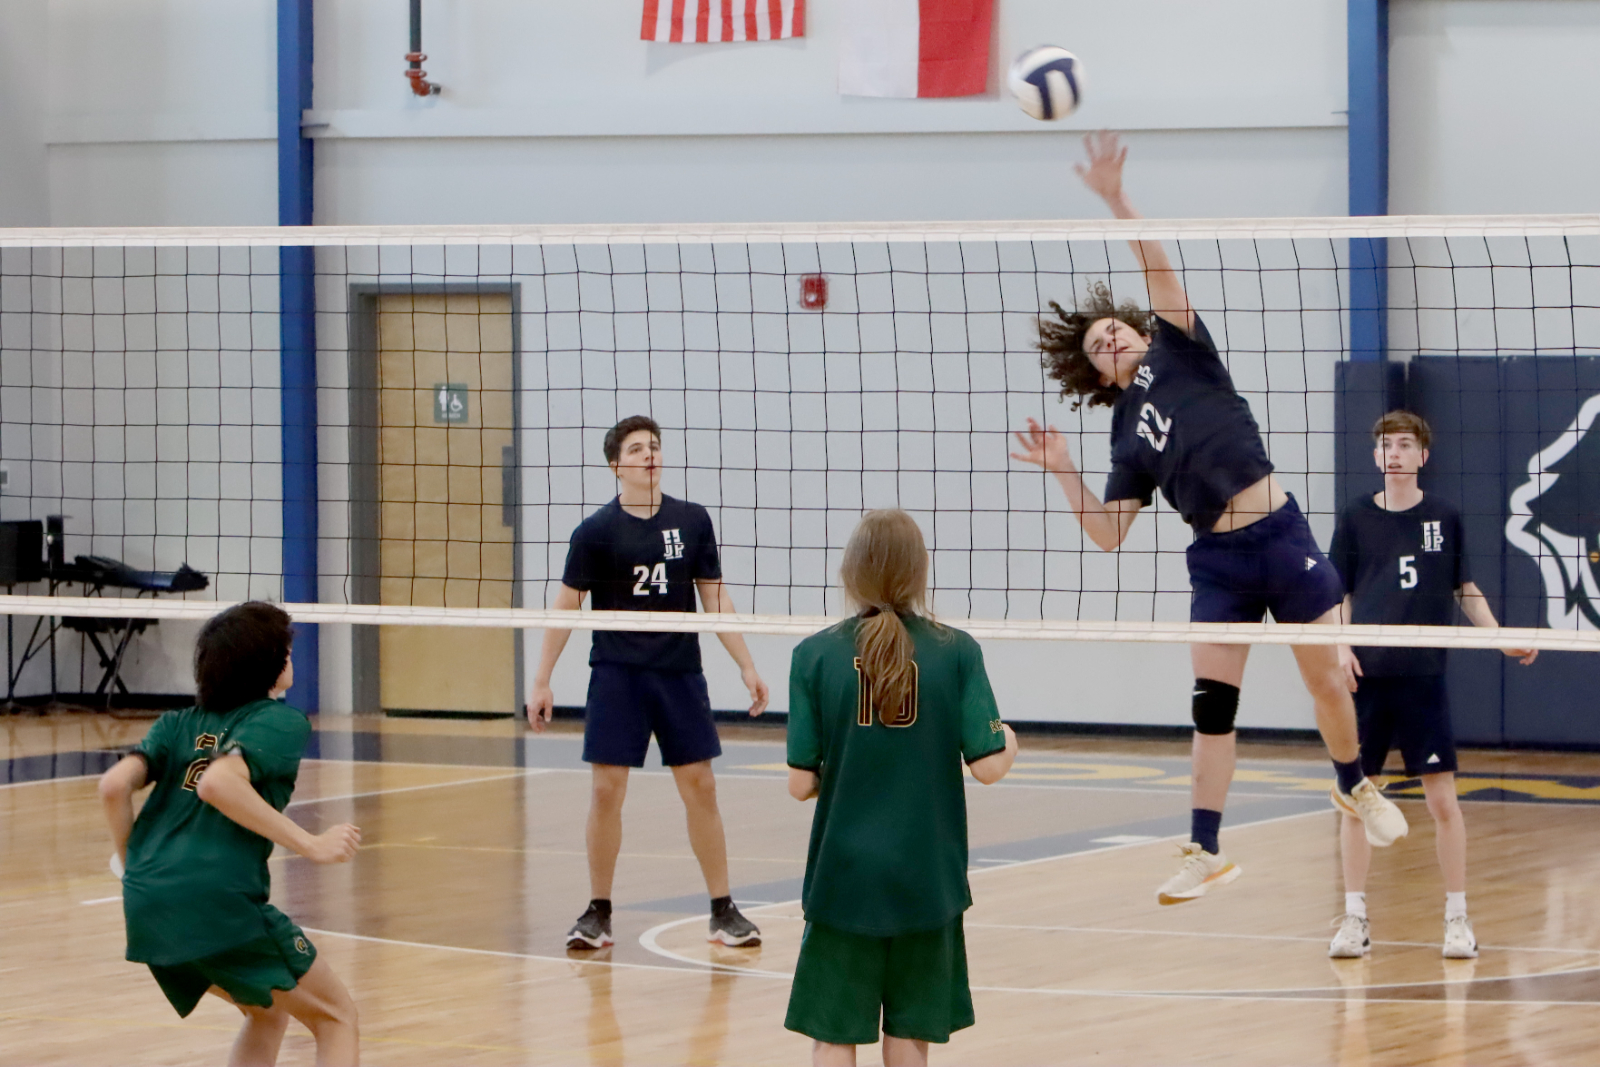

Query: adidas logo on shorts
1305,557,1318,570
1427,753,1441,765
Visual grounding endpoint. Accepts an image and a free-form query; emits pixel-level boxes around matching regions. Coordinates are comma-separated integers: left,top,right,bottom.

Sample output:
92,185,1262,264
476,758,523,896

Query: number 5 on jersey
1399,555,1418,589
633,563,668,596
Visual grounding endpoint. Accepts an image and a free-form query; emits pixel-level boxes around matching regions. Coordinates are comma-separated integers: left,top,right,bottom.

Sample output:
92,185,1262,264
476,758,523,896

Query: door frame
347,282,524,715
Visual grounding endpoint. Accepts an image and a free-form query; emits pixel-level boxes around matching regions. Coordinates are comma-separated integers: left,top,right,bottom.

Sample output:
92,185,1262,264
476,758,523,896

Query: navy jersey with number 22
1104,314,1275,533
562,494,722,672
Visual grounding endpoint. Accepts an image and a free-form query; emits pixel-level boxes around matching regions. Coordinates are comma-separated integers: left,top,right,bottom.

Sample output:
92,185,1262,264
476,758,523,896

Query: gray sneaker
566,904,614,950
708,903,761,947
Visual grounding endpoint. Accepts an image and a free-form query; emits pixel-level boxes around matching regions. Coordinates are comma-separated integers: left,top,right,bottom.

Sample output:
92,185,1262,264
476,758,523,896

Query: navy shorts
1355,674,1458,778
582,664,723,768
1187,495,1345,625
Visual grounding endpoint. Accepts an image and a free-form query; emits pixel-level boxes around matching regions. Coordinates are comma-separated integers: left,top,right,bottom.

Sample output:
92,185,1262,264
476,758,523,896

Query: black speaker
0,520,45,584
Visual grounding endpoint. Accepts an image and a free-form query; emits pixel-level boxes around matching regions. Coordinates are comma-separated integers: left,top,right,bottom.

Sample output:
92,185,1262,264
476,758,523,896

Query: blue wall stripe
278,0,319,710
1348,0,1389,365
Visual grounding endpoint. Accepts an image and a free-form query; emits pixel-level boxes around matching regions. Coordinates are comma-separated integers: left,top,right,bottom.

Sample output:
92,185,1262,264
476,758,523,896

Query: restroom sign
433,383,469,423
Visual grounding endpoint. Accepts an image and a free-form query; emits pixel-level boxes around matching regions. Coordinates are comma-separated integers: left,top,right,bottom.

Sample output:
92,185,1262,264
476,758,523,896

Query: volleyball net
2,216,1599,656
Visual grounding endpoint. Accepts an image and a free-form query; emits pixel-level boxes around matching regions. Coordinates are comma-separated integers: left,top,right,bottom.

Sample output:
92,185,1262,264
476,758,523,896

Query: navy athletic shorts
1187,495,1345,625
582,664,723,768
1354,674,1457,778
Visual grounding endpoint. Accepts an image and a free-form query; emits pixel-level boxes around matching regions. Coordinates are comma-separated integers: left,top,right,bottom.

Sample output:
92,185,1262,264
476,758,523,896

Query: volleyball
1008,46,1084,121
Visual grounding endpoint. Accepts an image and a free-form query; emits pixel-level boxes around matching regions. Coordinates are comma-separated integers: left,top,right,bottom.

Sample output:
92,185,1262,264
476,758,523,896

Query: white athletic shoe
1156,842,1242,905
1328,913,1372,958
1443,915,1479,959
1331,779,1409,847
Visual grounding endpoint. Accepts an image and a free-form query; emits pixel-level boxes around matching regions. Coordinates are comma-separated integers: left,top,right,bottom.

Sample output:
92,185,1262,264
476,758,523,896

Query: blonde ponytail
839,511,929,725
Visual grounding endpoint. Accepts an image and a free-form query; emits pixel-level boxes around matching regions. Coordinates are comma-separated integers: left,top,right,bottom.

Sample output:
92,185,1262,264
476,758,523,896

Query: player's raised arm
1076,131,1195,333
696,577,770,715
1010,416,1141,550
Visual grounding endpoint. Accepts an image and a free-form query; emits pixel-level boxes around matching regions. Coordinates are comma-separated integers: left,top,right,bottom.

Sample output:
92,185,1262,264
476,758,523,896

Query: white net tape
0,596,1590,652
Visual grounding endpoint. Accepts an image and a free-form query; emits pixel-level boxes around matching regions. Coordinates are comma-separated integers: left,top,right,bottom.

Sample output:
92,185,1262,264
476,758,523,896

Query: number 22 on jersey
632,563,668,596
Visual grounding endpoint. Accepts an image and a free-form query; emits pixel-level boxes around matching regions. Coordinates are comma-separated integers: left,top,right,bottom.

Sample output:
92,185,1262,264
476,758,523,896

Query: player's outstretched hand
526,682,555,733
1337,645,1362,692
305,823,361,864
1010,417,1072,474
1503,647,1539,666
743,666,770,717
1074,131,1128,205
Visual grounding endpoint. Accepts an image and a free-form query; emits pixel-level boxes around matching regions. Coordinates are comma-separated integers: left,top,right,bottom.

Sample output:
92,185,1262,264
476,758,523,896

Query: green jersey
122,699,311,965
787,616,1005,937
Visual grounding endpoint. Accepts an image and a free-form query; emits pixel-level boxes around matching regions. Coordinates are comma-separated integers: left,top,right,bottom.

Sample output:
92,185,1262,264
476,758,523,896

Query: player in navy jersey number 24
1326,411,1537,961
1010,131,1409,906
526,416,770,951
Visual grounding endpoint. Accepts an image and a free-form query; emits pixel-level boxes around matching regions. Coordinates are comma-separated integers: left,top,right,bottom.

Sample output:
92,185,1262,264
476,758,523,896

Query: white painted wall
1390,0,1600,216
0,0,49,226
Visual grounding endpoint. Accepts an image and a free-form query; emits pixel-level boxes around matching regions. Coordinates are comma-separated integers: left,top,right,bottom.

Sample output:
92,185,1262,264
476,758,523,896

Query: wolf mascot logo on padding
1506,393,1600,630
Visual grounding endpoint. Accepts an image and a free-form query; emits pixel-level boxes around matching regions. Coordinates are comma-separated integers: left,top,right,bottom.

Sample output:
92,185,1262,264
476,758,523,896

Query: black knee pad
1192,679,1241,736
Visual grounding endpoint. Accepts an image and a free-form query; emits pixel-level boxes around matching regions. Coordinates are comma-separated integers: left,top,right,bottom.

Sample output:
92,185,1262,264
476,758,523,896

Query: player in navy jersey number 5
1010,131,1409,906
527,415,770,951
1326,411,1537,961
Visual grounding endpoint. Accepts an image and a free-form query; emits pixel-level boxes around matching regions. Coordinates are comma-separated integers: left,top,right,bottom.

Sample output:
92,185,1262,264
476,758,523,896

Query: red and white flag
641,0,806,43
839,0,993,98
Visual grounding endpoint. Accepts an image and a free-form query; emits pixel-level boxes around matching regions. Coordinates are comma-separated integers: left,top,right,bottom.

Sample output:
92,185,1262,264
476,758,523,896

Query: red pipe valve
405,52,440,96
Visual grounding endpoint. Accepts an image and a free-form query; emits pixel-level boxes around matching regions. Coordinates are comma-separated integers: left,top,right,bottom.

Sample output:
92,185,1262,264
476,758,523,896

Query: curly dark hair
194,601,294,712
1037,281,1154,410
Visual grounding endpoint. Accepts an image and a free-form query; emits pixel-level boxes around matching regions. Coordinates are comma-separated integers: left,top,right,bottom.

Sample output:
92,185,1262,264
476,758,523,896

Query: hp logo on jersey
1422,521,1444,552
1506,393,1600,630
662,529,685,560
1134,365,1155,391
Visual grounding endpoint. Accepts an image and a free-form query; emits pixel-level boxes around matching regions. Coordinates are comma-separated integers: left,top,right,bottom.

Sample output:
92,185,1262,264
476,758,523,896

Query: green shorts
784,917,974,1045
147,905,317,1017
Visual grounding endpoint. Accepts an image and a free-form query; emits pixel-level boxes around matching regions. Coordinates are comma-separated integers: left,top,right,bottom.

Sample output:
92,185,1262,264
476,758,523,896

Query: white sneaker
1331,779,1409,847
1328,913,1372,958
1443,915,1478,959
1156,842,1241,905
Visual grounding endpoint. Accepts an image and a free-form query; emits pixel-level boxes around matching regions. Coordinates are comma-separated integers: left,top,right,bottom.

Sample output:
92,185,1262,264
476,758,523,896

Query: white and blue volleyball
1008,46,1084,121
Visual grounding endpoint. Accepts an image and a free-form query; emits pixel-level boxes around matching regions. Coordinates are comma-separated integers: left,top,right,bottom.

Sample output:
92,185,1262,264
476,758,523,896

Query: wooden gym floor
6,711,1600,1065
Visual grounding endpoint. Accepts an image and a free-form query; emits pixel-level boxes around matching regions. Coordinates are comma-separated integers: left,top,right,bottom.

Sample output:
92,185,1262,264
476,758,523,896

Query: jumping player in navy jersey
1011,131,1408,905
527,415,771,951
1326,411,1537,961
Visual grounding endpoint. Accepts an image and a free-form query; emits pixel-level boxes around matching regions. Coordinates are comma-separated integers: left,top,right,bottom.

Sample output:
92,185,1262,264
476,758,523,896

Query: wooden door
376,293,515,714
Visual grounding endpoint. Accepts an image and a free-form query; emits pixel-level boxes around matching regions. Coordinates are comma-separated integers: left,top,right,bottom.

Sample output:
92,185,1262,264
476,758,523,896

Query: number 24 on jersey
633,563,668,596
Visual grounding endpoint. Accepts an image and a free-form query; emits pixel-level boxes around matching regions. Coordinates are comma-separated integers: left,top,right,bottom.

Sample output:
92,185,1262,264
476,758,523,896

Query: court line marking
363,841,803,864
932,921,1600,957
286,768,549,808
300,926,791,979
79,895,122,906
636,907,1600,998
636,807,1325,972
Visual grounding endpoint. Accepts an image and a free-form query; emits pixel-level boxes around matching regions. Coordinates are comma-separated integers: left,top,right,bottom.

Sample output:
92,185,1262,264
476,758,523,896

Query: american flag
641,0,806,43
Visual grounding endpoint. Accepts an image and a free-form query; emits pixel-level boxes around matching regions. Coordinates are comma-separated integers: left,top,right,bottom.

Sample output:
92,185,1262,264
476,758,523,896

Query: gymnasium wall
1389,0,1600,216
0,0,49,227
3,1,1598,727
